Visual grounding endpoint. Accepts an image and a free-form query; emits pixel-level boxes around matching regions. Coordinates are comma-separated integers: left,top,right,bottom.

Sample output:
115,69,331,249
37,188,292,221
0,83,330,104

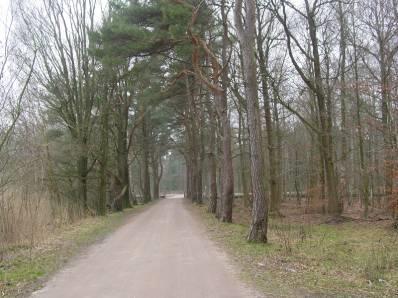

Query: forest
0,0,398,297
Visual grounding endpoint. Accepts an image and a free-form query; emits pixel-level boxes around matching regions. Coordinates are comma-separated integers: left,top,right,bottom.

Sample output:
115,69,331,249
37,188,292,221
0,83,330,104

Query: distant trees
270,0,342,215
255,2,282,214
357,0,398,207
18,0,99,217
0,13,36,188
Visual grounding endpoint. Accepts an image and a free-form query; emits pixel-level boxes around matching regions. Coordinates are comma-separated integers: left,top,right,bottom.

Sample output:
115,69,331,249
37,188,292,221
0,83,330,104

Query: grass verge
0,205,147,297
193,204,398,297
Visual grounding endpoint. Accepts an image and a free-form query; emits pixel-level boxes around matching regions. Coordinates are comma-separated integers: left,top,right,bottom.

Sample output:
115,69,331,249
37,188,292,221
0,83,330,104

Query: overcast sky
0,0,11,44
0,0,9,16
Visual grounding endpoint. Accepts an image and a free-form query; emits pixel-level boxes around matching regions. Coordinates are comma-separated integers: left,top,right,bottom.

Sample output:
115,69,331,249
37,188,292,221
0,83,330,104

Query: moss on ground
194,204,398,297
0,206,146,297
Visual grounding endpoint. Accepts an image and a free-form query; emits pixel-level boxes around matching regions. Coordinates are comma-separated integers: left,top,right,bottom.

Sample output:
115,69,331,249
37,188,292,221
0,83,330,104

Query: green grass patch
194,205,398,297
0,205,146,297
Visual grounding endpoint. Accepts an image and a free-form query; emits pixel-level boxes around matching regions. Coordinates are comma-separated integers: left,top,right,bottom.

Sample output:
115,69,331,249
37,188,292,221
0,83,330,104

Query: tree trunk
338,0,349,204
116,94,131,209
141,107,151,203
294,149,301,205
77,147,88,214
216,0,234,222
208,130,218,213
272,90,283,211
184,75,201,203
305,1,341,215
98,95,109,216
152,152,160,200
238,112,250,207
352,19,369,217
206,97,218,213
256,11,280,213
235,0,269,242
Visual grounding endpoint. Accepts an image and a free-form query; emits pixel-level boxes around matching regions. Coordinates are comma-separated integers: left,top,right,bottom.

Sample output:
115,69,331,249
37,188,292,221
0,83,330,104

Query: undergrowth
195,204,398,297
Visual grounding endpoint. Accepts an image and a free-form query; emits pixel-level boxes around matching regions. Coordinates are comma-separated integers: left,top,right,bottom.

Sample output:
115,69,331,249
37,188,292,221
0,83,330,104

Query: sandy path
32,195,260,298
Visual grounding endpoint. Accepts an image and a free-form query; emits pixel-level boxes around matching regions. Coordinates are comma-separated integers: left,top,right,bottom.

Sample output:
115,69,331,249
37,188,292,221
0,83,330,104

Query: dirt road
32,195,260,298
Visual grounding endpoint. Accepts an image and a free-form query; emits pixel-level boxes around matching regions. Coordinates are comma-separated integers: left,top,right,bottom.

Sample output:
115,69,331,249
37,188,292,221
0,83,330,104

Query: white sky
0,0,11,44
0,0,9,16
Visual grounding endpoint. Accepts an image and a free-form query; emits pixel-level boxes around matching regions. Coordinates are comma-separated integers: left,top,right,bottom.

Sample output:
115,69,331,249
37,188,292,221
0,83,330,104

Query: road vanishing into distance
32,195,260,298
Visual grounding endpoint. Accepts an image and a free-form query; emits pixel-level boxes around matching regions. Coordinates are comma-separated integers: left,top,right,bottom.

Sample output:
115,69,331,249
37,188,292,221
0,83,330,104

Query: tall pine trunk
235,0,269,242
207,104,218,213
141,106,151,203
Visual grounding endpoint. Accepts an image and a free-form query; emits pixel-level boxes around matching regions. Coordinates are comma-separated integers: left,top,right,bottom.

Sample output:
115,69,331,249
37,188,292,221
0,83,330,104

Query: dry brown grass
0,189,71,261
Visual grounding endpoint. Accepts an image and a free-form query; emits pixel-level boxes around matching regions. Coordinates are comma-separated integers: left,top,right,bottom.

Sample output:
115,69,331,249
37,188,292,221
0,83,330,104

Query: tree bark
98,93,109,216
152,152,160,200
77,147,88,214
206,99,218,213
338,0,349,204
256,9,280,213
235,0,269,242
141,106,152,203
217,0,234,222
352,17,369,217
238,112,250,207
116,94,131,209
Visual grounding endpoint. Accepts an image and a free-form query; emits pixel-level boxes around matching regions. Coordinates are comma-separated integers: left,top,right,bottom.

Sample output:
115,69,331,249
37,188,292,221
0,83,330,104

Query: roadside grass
194,204,398,297
0,205,146,297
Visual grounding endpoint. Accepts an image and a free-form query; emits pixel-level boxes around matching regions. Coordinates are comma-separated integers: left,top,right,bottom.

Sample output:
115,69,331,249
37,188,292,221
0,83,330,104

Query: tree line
1,0,397,244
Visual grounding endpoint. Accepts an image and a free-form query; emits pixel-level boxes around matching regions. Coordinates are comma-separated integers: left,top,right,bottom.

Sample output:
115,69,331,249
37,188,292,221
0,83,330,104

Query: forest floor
0,205,149,297
193,199,398,297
